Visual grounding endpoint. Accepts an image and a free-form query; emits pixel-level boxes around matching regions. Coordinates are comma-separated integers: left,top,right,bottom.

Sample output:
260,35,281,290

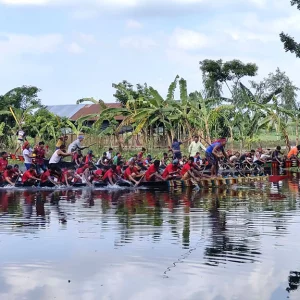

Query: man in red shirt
145,160,164,182
102,165,117,185
181,157,199,181
123,162,143,184
22,165,41,186
34,141,47,175
61,169,80,186
72,150,83,167
3,165,19,186
116,161,124,176
40,169,58,187
137,147,146,162
162,159,181,180
91,169,103,182
0,152,8,173
76,162,93,186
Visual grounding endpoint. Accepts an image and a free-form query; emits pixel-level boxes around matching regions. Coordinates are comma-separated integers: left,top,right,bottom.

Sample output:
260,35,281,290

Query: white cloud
0,33,63,60
0,0,48,4
67,42,84,54
77,33,96,44
120,36,156,50
71,10,98,20
169,28,209,50
126,19,143,29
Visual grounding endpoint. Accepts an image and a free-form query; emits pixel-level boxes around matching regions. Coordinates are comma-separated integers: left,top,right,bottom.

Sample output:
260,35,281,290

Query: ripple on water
0,180,300,299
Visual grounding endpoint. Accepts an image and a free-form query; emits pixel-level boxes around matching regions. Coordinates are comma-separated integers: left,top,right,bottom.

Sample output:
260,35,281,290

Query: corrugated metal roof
46,105,85,119
71,103,124,121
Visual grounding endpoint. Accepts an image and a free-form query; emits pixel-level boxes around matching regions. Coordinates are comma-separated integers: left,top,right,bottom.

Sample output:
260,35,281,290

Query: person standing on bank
189,135,206,157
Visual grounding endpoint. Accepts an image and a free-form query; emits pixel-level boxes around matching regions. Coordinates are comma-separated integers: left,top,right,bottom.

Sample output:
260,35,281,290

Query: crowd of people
0,133,298,187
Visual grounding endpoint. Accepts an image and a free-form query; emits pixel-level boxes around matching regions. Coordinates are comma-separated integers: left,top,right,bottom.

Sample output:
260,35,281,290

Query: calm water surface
1,179,300,300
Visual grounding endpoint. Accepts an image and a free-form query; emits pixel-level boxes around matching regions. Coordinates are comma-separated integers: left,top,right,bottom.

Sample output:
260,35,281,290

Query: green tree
280,0,300,58
112,80,151,106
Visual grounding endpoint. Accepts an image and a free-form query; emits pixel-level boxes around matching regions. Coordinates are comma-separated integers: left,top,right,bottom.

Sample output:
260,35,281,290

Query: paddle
134,173,145,187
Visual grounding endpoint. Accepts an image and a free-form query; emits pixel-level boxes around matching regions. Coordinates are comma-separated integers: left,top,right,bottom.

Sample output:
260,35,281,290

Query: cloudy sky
0,0,300,105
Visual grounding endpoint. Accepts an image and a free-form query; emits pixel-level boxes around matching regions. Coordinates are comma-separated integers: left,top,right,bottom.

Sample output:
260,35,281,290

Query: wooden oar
135,173,145,187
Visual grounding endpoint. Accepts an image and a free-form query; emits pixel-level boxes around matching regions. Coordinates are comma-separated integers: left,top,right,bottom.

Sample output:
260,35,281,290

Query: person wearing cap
205,138,228,177
67,136,86,153
22,142,34,170
162,159,181,180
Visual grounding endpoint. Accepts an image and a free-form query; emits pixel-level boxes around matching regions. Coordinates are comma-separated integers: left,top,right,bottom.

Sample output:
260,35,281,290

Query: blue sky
0,0,300,105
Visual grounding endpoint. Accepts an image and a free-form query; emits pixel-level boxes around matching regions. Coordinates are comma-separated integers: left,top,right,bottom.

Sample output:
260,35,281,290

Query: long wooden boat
0,175,273,190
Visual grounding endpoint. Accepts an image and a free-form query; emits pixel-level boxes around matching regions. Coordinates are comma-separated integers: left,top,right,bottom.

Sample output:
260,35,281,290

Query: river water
0,179,300,300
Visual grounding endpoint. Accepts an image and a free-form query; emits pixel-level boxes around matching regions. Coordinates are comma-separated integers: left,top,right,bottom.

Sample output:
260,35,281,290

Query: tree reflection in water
286,271,300,293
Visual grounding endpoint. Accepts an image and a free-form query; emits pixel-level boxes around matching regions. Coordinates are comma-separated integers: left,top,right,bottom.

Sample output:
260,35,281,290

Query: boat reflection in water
0,179,300,300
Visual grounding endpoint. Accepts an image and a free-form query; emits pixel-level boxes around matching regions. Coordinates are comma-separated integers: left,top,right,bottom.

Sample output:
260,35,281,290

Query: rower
181,157,200,181
97,152,108,166
22,142,34,170
22,164,41,186
40,169,58,187
106,148,113,162
253,148,266,166
116,161,124,176
84,150,94,164
34,141,47,175
160,153,169,168
124,162,143,184
49,145,73,176
145,160,164,182
92,168,103,182
128,154,138,165
287,145,300,159
0,152,9,175
113,152,122,165
3,165,19,186
76,162,94,184
194,152,202,165
72,150,83,167
102,165,117,185
272,146,283,165
205,138,228,177
162,159,181,180
137,147,146,162
61,169,79,187
56,135,68,150
143,154,152,167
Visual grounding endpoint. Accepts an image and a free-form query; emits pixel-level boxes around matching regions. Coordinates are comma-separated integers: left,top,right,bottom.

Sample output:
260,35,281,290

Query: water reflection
0,179,300,299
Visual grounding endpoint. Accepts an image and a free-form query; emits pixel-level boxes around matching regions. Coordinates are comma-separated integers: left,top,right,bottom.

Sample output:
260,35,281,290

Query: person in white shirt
107,148,113,161
15,129,26,155
22,141,33,170
188,136,206,157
